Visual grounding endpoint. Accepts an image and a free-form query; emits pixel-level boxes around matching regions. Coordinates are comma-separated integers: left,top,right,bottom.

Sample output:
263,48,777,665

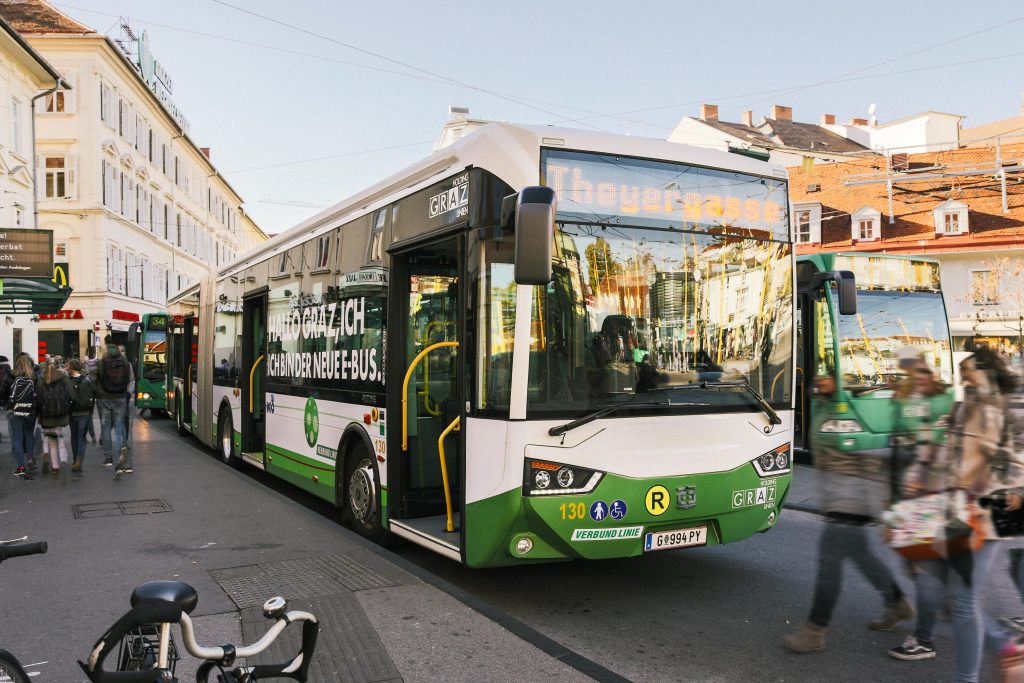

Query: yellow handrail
249,354,265,414
438,415,460,533
402,341,458,451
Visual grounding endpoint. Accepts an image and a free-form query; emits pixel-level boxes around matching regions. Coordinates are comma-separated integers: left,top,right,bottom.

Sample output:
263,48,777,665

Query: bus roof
214,122,789,281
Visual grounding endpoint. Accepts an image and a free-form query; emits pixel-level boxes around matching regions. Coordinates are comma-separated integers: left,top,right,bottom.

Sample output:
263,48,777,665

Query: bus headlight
820,419,863,433
524,459,603,496
753,443,791,477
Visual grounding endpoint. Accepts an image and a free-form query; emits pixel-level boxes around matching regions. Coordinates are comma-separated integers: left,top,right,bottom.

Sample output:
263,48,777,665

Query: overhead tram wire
729,12,1024,116
210,0,612,132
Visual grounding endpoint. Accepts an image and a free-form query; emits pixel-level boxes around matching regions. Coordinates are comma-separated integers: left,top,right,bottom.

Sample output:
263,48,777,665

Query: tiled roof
699,118,774,146
790,143,1024,254
764,118,868,153
0,0,93,35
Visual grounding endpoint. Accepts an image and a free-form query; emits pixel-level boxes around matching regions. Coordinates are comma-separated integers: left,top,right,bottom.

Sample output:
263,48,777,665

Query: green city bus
795,253,954,462
126,312,169,414
167,123,798,568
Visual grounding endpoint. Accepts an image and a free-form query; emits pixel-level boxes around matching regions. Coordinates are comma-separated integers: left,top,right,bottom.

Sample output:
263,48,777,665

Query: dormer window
851,206,881,242
933,199,968,236
793,202,822,244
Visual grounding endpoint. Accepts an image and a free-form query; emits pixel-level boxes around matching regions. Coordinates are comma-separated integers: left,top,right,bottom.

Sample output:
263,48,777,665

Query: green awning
0,277,72,314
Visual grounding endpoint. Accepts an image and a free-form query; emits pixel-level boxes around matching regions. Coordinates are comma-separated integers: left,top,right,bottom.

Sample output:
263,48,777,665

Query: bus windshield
832,288,952,393
508,149,795,419
142,330,167,381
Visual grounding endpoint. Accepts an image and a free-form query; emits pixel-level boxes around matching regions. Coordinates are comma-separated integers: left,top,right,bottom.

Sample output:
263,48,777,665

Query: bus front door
182,316,196,432
241,292,267,460
389,237,464,548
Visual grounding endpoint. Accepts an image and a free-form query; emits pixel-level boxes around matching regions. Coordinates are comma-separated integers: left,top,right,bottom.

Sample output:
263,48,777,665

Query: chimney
449,106,470,121
820,114,835,126
741,111,753,126
849,117,868,126
200,147,211,160
771,105,792,121
700,103,719,121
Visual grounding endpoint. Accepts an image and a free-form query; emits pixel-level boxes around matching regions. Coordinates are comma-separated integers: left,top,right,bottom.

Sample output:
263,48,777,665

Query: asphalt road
6,414,1022,682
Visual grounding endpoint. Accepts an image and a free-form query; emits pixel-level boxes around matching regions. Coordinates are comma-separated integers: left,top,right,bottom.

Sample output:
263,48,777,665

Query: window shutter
67,154,77,199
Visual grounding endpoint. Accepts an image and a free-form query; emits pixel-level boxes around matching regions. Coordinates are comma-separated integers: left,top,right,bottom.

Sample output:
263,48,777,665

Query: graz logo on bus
428,173,469,220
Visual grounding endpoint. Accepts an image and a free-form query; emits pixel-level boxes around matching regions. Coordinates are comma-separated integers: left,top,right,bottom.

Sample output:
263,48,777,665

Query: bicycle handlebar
0,541,47,563
80,593,319,683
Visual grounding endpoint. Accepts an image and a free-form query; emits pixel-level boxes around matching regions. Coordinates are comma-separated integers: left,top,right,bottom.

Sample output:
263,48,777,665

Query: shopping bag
883,490,985,561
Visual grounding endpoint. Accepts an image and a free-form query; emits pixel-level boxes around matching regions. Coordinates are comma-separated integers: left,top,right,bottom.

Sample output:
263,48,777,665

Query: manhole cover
72,499,173,519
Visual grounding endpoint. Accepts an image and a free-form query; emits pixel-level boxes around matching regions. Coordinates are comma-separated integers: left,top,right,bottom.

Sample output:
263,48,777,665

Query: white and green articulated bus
166,123,799,568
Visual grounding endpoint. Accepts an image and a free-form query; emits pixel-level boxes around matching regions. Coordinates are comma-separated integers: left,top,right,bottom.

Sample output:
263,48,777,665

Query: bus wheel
218,408,237,467
346,447,384,542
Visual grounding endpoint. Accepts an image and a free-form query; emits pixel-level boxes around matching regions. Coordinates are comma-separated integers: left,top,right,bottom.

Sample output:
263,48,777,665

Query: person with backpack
84,345,99,444
66,358,95,474
95,336,133,477
0,355,12,443
36,359,72,479
8,354,36,478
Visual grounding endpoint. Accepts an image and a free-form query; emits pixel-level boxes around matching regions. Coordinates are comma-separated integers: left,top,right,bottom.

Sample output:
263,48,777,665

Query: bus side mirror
127,322,140,346
513,186,556,285
835,270,857,316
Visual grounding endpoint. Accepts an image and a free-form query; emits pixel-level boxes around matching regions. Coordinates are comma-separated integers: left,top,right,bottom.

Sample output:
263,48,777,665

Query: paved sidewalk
0,416,592,682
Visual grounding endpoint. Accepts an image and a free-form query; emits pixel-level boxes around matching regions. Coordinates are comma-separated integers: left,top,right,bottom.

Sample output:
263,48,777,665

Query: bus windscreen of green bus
831,288,952,392
507,152,796,419
142,330,167,380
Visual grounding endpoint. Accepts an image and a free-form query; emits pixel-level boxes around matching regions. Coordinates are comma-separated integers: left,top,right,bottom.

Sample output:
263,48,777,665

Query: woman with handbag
889,347,1023,682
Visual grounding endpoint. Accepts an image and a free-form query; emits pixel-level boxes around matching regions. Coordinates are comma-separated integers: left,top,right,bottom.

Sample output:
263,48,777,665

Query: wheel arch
335,423,374,508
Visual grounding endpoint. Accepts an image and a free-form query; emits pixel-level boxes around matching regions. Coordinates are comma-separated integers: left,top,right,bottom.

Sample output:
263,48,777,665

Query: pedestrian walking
66,359,95,474
84,345,98,444
94,336,133,478
7,354,36,478
888,347,1024,682
783,366,914,653
36,359,72,478
0,355,13,444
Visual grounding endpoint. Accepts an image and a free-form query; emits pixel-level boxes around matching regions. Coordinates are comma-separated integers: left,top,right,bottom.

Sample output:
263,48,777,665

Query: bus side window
813,294,837,396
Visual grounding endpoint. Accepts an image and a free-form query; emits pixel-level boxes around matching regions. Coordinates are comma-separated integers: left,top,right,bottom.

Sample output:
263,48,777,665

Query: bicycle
0,536,49,683
80,580,319,682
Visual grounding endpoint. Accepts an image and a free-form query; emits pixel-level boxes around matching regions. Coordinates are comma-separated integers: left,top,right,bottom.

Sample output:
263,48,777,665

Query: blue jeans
914,540,1005,683
9,415,36,468
69,414,90,462
97,398,126,461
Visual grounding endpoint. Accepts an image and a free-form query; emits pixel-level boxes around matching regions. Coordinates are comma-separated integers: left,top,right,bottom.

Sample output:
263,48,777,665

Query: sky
49,0,1024,235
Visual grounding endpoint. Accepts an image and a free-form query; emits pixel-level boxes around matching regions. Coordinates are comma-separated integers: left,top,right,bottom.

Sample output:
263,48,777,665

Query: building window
314,234,331,269
934,200,968,236
14,205,23,227
44,157,67,198
795,210,810,243
850,206,881,242
277,252,288,275
44,90,65,113
971,270,999,305
11,98,22,155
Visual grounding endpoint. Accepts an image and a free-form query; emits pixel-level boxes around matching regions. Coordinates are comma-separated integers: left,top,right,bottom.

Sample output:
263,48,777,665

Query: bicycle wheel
0,650,30,683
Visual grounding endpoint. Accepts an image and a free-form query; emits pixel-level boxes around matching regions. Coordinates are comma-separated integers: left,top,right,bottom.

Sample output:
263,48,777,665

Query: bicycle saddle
130,580,199,615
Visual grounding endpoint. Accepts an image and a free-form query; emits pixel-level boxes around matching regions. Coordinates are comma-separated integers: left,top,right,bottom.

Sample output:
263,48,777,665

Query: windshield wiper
702,381,783,427
548,400,670,437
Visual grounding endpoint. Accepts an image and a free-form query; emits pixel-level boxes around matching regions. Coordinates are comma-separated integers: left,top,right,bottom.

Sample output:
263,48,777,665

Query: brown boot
71,456,83,473
870,596,915,631
783,621,826,653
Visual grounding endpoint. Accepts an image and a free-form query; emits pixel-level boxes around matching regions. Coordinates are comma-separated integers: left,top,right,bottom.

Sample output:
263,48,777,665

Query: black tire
217,407,238,467
345,445,385,542
0,650,30,683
